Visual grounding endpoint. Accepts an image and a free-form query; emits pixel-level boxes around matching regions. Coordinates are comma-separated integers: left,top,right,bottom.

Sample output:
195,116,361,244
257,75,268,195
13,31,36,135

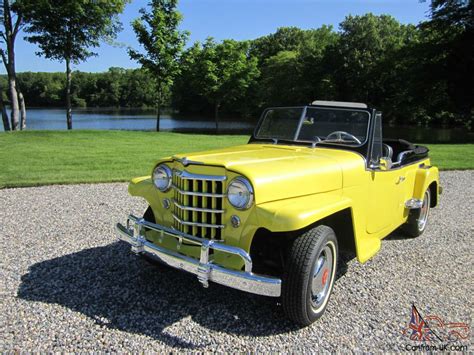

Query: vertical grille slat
202,181,208,238
215,181,222,239
211,180,217,239
172,169,225,240
192,180,197,236
183,179,189,234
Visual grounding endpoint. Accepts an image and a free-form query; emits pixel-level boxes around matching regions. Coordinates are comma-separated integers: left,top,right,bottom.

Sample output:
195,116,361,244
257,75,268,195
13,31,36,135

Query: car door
366,169,403,233
365,112,402,234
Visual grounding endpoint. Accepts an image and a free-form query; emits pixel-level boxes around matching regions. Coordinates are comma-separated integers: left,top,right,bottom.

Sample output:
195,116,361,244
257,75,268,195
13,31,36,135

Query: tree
258,50,301,107
94,67,124,107
251,27,310,62
172,43,211,114
297,26,339,102
195,39,259,131
426,0,473,29
121,68,156,108
8,69,158,109
0,88,10,130
256,26,339,108
129,0,188,131
0,0,24,131
419,0,474,128
20,0,129,129
329,14,419,125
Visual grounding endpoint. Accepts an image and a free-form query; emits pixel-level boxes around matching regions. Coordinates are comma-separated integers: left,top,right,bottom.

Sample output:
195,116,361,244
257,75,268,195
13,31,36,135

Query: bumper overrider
115,215,282,297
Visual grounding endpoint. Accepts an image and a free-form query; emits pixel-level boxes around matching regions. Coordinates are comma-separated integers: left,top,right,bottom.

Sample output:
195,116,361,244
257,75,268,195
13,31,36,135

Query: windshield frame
253,105,372,147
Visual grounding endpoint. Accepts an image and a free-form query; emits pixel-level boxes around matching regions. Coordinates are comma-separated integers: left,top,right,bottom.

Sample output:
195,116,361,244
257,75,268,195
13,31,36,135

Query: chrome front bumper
115,215,281,297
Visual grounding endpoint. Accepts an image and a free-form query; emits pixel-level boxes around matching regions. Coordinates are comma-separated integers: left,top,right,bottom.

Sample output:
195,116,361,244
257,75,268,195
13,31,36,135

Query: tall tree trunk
0,94,10,131
8,76,19,130
19,91,26,130
65,58,72,130
156,102,161,132
156,89,161,132
214,102,220,134
1,0,21,131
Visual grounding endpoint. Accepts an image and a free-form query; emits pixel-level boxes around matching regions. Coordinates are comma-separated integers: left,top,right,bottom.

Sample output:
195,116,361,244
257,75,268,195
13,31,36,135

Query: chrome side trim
405,198,423,209
172,214,225,229
172,184,226,198
175,169,227,181
172,199,225,213
116,215,282,297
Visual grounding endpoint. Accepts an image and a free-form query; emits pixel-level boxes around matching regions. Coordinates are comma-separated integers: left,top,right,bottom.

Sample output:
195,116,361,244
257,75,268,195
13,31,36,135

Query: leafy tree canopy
174,38,259,126
19,0,129,63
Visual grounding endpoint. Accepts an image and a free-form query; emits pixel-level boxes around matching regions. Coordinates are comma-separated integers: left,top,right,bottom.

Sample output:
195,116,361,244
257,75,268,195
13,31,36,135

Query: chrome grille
172,170,225,240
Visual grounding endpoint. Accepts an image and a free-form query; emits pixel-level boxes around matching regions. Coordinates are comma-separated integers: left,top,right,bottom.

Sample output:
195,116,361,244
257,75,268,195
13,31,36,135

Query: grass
425,144,474,170
0,130,472,188
0,130,248,188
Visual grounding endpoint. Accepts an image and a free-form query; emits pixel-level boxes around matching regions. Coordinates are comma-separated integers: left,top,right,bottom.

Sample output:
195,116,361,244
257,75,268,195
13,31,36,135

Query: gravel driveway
1,171,472,352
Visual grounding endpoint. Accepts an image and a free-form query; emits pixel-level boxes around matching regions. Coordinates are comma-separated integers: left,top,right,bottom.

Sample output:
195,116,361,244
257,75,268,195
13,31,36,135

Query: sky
9,0,431,74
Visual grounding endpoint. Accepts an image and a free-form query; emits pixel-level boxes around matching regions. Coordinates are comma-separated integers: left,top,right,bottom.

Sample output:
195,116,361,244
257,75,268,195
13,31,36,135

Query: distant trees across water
2,68,157,109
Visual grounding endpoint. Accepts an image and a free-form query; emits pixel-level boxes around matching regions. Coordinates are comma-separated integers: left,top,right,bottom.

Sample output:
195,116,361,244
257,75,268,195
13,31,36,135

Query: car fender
412,165,440,203
128,176,174,226
255,191,384,263
129,176,155,200
255,190,351,232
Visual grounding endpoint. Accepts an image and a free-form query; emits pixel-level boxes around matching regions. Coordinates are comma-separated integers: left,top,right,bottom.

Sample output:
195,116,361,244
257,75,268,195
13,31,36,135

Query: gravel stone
1,171,472,351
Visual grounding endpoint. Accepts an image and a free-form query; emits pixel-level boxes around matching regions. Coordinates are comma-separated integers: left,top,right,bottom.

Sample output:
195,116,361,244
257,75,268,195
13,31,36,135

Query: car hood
172,144,363,204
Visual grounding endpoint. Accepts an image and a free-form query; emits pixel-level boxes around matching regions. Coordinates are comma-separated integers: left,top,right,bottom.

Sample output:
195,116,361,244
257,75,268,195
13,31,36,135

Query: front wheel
282,225,338,326
140,206,167,267
402,189,431,238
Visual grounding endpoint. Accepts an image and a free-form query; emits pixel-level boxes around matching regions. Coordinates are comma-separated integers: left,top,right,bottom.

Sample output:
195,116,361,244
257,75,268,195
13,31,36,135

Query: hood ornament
173,156,203,167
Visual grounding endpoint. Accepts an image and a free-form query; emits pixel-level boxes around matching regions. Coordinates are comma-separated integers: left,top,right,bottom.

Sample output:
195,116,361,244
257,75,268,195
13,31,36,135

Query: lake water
0,108,253,133
1,108,472,143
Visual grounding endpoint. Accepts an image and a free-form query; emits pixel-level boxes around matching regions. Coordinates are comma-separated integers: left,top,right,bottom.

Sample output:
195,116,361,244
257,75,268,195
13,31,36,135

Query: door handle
397,176,406,184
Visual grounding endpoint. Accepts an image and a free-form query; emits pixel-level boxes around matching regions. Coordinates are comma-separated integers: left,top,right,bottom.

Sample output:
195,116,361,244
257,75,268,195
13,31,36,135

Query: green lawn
0,130,472,188
0,130,248,188
426,144,474,170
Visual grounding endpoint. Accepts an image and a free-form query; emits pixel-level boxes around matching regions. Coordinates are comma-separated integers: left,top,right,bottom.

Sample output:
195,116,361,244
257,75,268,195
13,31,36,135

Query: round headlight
153,164,172,191
227,177,254,210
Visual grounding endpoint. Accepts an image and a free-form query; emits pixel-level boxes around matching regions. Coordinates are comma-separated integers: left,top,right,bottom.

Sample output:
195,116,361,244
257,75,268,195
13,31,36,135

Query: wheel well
249,208,356,276
316,208,356,257
429,182,438,207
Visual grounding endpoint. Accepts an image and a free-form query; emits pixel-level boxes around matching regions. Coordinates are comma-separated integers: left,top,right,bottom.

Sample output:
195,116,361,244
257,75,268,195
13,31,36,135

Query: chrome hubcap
417,190,430,231
311,244,334,308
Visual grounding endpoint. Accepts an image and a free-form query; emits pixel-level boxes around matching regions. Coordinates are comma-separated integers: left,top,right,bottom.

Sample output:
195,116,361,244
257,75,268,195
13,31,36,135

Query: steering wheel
325,131,361,144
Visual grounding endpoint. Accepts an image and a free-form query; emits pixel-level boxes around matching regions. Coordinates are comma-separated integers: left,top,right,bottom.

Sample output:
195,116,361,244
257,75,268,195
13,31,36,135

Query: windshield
255,106,370,145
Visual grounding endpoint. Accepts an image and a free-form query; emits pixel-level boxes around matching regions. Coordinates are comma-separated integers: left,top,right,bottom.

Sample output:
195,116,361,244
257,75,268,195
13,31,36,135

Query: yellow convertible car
116,100,440,326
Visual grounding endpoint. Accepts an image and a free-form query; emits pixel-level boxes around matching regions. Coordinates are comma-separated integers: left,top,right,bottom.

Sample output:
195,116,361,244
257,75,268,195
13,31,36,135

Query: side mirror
369,157,392,171
379,157,392,170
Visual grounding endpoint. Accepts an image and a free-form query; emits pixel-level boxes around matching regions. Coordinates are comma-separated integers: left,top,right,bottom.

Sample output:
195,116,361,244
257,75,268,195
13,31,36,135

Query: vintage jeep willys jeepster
116,100,440,326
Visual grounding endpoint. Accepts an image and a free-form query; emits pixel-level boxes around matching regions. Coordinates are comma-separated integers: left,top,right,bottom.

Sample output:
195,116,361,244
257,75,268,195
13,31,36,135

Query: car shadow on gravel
17,241,302,349
383,229,412,240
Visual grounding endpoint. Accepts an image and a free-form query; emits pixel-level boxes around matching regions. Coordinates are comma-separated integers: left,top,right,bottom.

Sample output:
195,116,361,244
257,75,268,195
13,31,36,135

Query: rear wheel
402,189,431,238
282,225,338,326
